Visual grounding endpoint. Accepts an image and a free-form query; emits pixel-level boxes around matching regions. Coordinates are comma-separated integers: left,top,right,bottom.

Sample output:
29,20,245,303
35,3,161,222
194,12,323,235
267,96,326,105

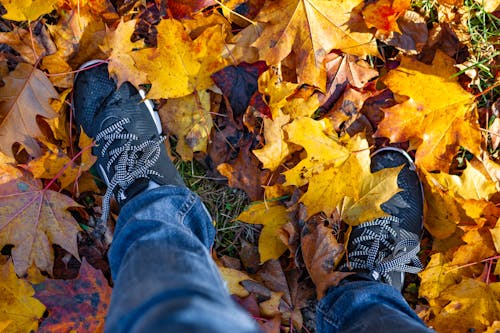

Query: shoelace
96,118,164,225
340,215,423,284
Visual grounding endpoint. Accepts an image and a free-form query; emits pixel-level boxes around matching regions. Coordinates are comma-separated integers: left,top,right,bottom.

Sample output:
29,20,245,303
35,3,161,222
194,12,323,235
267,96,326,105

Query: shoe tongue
117,178,150,206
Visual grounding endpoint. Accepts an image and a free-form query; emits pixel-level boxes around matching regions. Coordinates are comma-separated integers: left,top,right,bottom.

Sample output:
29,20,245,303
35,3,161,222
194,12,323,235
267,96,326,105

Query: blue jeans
105,186,433,333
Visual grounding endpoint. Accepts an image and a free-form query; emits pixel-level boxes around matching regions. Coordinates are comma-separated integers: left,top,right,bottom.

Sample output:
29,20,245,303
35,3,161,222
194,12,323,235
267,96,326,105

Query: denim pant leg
105,186,261,333
317,280,434,333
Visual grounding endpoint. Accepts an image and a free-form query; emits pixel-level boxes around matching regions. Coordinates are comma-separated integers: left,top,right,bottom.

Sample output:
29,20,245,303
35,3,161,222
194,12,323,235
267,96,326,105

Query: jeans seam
317,303,339,327
176,191,197,224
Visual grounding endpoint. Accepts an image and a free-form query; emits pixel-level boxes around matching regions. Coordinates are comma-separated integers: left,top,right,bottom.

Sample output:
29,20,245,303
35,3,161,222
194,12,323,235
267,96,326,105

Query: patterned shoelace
95,118,164,224
340,215,423,284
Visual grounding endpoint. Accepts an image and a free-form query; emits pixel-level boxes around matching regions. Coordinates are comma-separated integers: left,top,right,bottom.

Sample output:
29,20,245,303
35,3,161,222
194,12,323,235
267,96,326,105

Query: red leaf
35,259,112,333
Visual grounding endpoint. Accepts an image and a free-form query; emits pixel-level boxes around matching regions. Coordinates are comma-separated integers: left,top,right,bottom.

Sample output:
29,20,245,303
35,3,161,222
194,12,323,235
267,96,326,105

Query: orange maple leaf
362,0,411,36
375,51,481,171
251,0,378,89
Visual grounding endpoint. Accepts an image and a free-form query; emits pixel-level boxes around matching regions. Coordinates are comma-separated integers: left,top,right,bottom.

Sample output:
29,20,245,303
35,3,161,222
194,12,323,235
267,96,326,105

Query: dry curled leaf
300,219,349,299
159,90,213,161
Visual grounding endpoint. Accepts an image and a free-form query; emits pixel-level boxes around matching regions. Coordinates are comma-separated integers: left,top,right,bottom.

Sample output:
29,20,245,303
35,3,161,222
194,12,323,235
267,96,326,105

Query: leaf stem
212,0,257,26
43,141,95,191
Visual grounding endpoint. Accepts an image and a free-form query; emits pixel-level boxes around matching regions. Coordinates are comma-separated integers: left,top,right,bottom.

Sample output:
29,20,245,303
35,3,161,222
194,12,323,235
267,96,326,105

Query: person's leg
317,278,433,333
72,62,260,333
315,148,433,333
105,185,260,333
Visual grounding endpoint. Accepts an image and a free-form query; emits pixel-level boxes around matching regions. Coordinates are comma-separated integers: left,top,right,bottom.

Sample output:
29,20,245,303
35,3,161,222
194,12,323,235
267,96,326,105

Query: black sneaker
73,61,185,224
339,147,424,290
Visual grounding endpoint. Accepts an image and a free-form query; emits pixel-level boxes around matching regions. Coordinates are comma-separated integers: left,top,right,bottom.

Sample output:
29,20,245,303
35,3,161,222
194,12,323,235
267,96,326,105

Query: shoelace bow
340,215,423,284
96,118,164,225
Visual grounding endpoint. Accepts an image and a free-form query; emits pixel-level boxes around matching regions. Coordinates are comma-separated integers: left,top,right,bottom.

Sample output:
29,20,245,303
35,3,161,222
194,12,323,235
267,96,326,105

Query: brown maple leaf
0,26,56,65
318,53,379,112
0,63,58,157
217,141,271,201
0,175,80,276
300,218,350,298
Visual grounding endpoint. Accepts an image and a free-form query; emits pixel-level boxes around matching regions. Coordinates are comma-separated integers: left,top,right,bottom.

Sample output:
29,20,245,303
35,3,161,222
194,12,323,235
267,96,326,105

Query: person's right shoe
73,61,185,225
339,147,424,291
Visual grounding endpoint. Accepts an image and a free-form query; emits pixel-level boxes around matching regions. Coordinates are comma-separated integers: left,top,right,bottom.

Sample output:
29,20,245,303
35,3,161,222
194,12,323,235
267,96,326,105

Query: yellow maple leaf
251,0,377,89
1,0,58,21
258,68,320,119
376,50,481,171
217,266,254,297
253,110,291,171
0,260,45,333
26,133,95,189
418,253,461,306
27,147,79,189
282,117,350,187
451,227,496,266
421,170,465,239
0,152,21,185
42,5,106,87
337,165,403,225
421,164,499,239
490,219,500,253
100,19,147,88
236,201,290,262
158,90,213,161
431,278,500,333
0,320,11,332
132,19,228,98
433,161,497,201
282,118,400,223
259,291,284,317
298,134,401,223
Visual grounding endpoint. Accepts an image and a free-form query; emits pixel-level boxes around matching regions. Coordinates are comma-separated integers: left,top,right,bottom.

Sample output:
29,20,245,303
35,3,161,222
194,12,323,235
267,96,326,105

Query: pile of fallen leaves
0,0,499,332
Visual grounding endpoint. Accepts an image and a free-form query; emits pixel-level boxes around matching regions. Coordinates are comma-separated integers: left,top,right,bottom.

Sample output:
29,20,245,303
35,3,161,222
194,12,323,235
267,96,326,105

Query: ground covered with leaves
0,0,499,332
